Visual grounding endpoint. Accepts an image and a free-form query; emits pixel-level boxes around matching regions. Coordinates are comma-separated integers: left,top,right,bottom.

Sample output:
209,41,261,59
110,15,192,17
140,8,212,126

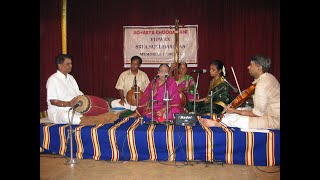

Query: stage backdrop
123,25,198,68
40,0,280,112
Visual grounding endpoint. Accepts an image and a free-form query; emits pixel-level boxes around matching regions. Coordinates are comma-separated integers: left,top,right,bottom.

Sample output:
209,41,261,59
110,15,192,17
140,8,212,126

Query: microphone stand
210,90,213,117
134,85,144,125
134,87,144,125
162,80,173,125
145,78,159,125
131,77,138,111
209,86,227,117
192,72,200,114
131,76,144,124
135,86,139,110
66,108,79,165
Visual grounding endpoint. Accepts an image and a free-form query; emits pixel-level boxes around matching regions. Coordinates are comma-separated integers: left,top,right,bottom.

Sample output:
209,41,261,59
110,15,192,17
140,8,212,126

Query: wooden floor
40,154,280,180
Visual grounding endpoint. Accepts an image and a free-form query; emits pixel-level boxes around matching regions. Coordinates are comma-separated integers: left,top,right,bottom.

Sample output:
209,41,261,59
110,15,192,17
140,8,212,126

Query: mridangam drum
74,95,110,116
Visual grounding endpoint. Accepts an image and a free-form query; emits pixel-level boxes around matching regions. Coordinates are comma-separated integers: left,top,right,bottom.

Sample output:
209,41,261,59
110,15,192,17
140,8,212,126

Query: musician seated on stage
200,54,280,130
169,62,196,112
46,54,118,125
111,55,150,111
131,64,184,123
188,59,233,115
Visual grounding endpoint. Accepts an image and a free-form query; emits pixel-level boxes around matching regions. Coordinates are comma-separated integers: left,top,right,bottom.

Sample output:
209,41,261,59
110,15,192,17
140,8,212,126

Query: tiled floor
40,154,280,180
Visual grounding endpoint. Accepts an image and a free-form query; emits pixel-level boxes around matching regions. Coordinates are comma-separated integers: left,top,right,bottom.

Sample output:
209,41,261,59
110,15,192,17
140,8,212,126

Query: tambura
126,87,143,106
74,95,110,116
179,91,186,108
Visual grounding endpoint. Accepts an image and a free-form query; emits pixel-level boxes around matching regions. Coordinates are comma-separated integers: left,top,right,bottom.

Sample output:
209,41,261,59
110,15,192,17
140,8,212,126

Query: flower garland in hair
222,65,226,77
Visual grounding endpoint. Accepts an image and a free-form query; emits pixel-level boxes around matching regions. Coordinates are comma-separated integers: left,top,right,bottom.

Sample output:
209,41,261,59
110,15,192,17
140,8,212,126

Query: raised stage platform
40,116,280,166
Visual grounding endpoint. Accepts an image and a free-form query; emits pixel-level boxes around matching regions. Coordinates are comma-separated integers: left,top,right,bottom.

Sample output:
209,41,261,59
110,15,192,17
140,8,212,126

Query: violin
216,84,256,122
126,77,143,106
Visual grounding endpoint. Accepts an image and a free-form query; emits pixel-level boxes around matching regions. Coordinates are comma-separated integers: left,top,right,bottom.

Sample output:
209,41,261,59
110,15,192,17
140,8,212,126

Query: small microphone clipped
69,100,83,110
192,69,207,73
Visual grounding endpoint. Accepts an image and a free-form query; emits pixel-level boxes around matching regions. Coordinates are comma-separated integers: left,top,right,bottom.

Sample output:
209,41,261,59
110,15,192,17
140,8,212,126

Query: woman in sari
134,64,183,123
187,59,233,115
169,62,196,111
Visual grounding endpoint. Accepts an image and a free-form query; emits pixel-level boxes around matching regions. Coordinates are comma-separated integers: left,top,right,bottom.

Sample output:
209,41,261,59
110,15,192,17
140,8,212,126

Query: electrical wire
255,165,280,173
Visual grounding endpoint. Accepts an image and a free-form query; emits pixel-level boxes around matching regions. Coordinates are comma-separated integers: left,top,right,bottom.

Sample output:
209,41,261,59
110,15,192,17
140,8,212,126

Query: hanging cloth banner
123,25,198,68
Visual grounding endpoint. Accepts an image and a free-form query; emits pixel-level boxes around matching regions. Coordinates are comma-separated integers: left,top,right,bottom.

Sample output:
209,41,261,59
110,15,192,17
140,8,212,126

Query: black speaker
174,114,198,126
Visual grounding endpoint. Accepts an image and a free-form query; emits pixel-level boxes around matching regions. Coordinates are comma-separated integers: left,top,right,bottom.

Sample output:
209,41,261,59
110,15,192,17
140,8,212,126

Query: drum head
74,95,91,114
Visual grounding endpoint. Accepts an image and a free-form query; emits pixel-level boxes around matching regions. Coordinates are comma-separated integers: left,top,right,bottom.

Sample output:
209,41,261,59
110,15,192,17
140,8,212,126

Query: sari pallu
176,75,195,101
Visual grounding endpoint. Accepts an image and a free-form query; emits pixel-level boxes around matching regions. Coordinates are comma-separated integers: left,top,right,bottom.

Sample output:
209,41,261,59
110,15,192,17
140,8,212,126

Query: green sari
185,76,233,115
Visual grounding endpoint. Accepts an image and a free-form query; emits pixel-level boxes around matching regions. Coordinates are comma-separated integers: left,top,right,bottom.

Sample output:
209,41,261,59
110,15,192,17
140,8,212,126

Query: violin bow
219,67,244,115
231,66,242,96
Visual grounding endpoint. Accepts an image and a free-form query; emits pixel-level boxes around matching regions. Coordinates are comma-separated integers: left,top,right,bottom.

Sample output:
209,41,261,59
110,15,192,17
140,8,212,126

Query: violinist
200,54,280,130
111,56,150,111
189,59,233,115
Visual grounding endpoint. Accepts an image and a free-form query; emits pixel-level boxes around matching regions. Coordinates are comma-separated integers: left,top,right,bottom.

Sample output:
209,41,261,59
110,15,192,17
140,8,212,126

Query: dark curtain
40,0,63,112
40,0,280,112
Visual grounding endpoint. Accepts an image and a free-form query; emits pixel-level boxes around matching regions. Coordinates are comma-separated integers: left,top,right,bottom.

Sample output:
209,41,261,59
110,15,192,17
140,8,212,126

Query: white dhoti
111,99,137,111
221,107,270,133
220,113,250,129
47,108,83,125
220,107,251,129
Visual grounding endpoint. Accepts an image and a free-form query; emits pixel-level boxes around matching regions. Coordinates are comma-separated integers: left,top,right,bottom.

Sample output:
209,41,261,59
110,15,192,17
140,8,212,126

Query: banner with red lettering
123,25,198,67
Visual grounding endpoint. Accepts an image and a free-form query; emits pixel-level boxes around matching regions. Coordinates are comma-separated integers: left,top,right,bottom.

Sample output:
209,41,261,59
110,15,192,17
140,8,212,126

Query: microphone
69,100,83,110
223,79,239,93
192,69,207,73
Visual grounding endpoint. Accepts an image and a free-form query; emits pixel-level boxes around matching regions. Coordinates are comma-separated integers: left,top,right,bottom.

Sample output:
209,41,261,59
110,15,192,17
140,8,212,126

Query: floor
40,154,280,180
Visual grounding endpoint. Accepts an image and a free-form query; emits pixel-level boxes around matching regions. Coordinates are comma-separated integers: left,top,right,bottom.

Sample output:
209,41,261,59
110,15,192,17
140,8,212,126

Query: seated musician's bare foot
199,118,222,127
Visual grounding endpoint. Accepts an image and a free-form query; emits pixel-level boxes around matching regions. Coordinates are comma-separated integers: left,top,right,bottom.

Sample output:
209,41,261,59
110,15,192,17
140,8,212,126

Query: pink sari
136,77,183,122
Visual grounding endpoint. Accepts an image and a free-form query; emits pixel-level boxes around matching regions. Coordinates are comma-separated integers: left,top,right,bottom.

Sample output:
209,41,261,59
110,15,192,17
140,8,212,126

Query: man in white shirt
111,56,150,111
46,54,118,125
46,54,84,124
